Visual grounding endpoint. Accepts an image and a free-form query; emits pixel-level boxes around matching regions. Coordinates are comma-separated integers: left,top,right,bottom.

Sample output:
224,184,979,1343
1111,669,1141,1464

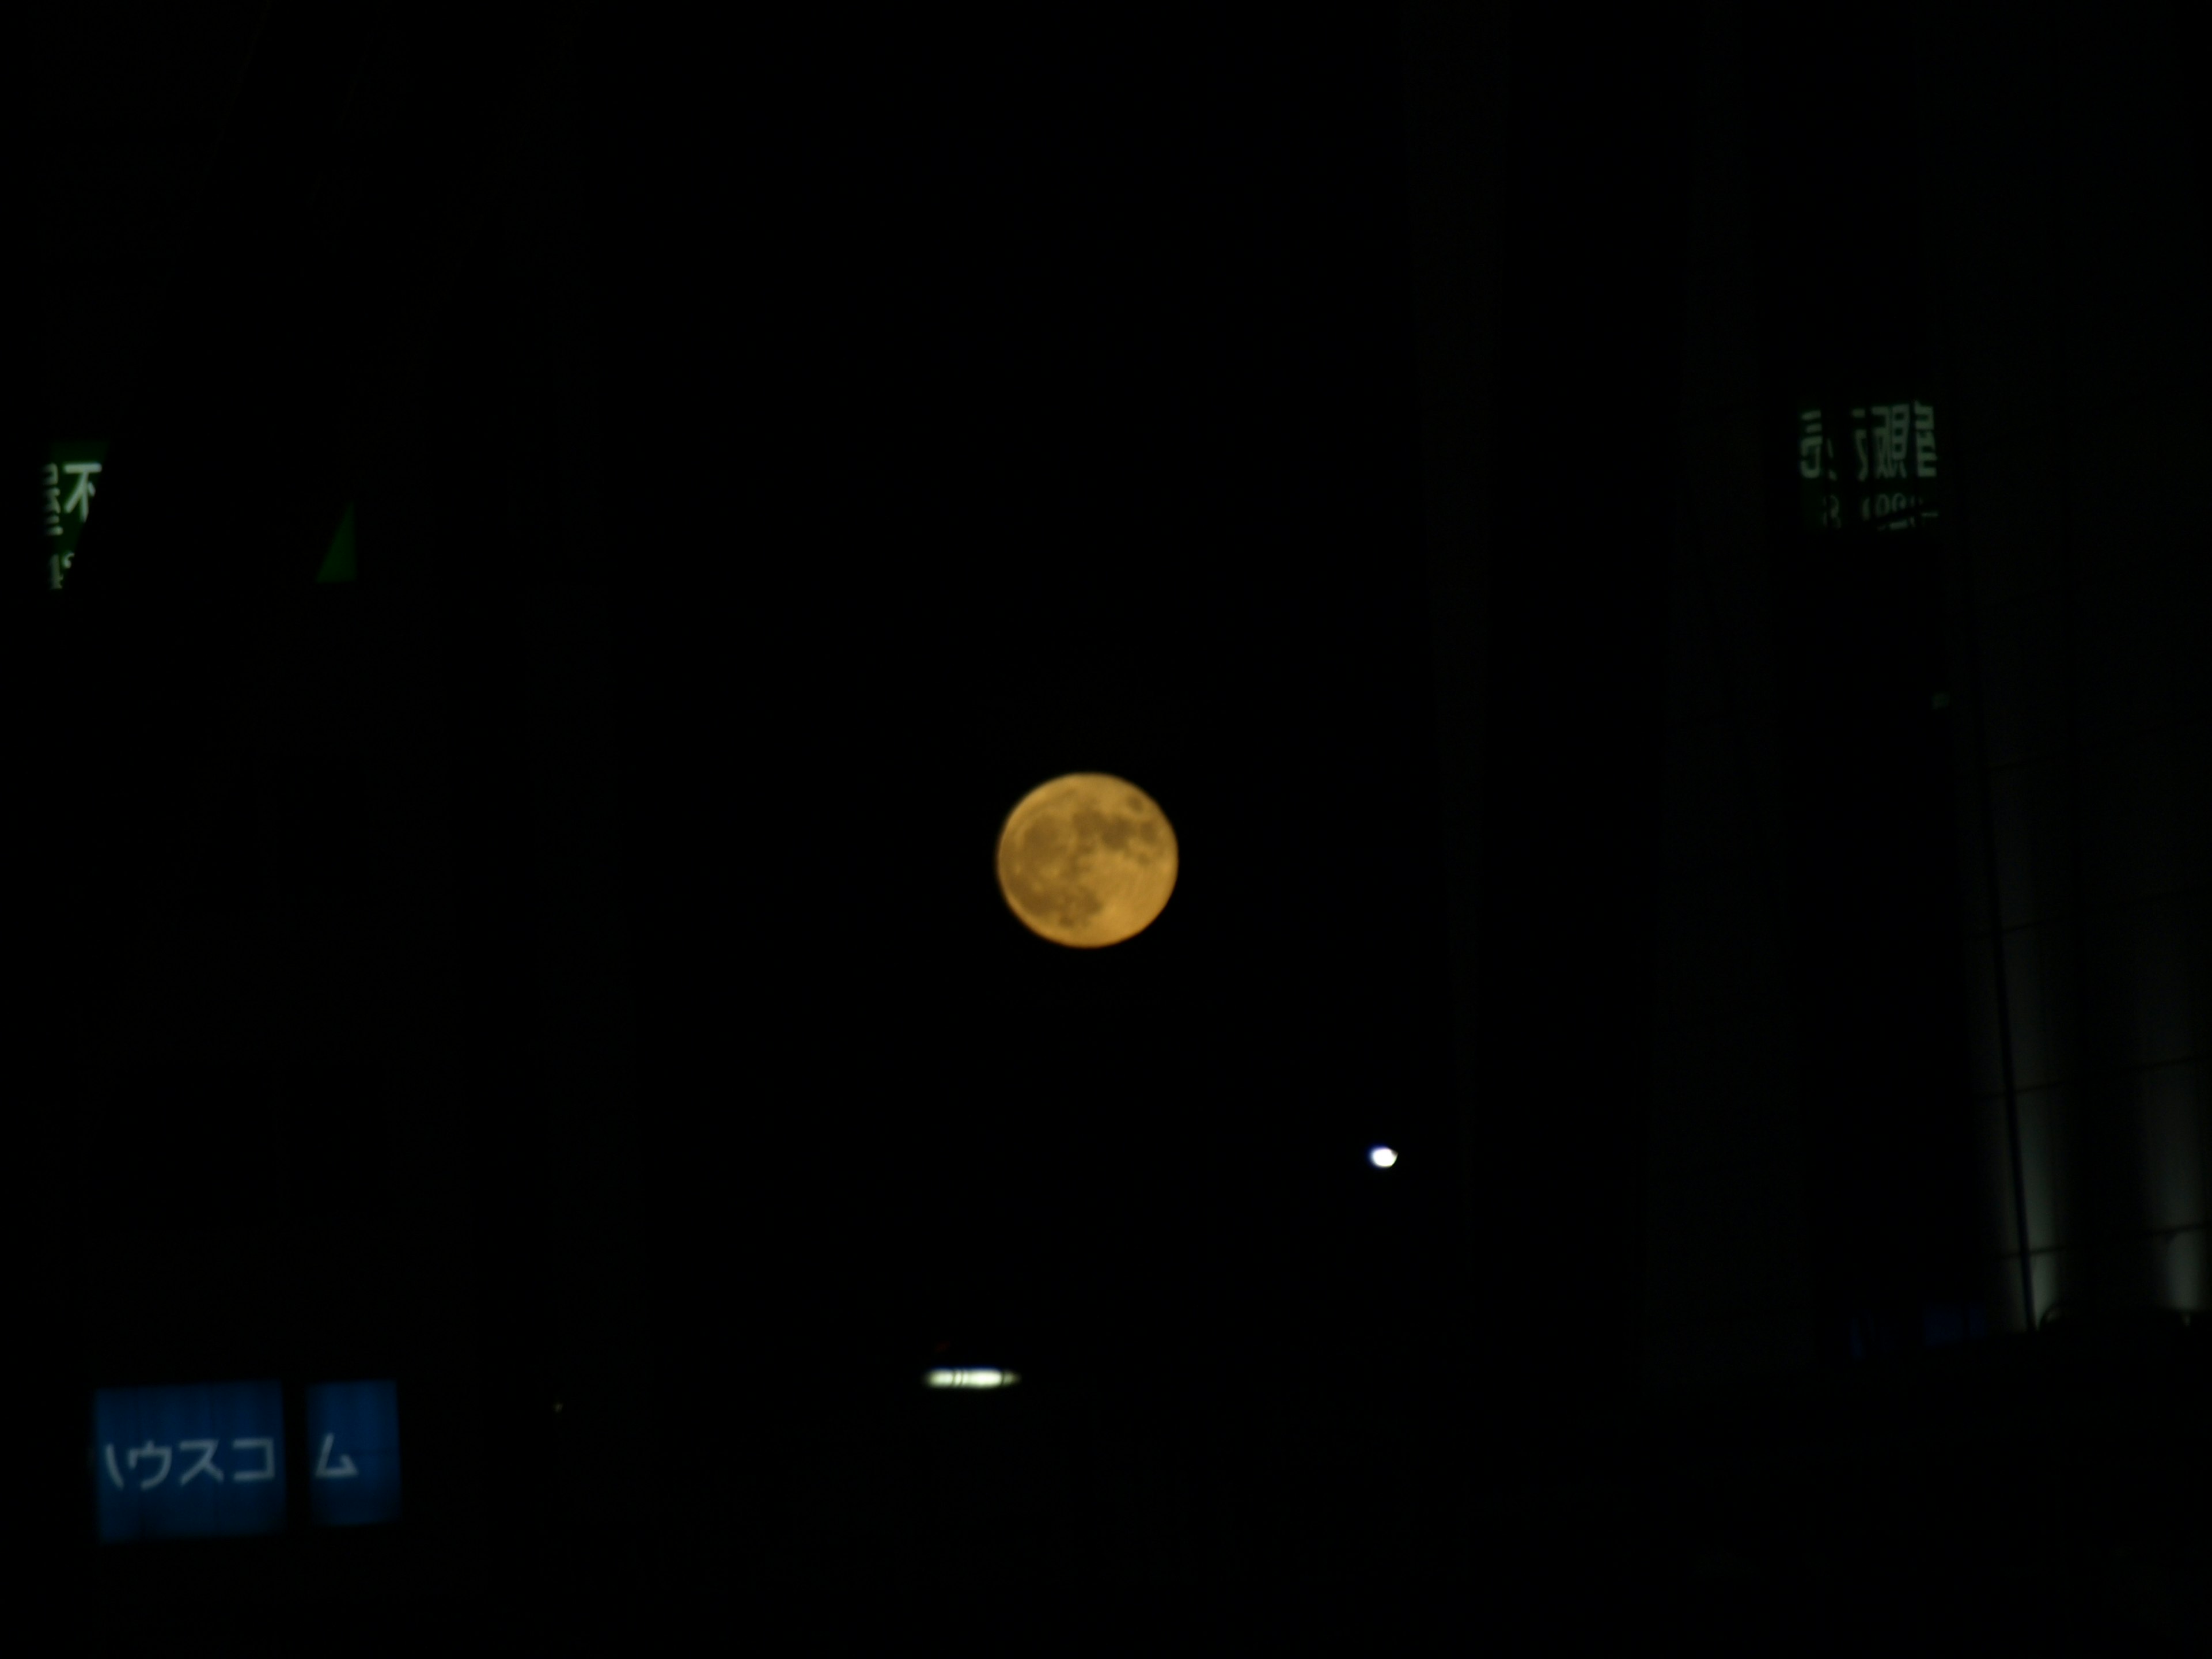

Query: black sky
588,12,1466,1403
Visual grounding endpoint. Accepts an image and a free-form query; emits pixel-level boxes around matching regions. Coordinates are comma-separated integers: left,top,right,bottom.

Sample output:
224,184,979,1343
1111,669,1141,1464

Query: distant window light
925,1368,1019,1389
1368,1145,1397,1169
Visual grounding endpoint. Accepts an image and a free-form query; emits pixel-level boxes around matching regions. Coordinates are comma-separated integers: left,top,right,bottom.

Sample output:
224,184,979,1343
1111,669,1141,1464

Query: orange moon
995,773,1177,948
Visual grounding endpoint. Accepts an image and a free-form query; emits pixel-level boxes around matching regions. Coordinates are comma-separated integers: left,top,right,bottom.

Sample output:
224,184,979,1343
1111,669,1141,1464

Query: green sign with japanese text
39,441,354,587
43,438,105,589
1796,399,1938,533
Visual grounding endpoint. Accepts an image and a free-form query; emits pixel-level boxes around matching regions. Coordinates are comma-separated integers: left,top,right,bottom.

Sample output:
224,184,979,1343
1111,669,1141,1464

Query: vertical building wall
495,8,660,1551
1912,0,2212,1330
55,568,494,1622
36,1,656,1620
1399,0,1512,1366
35,2,499,1618
17,2,268,455
1638,0,1820,1390
1409,0,1692,1427
18,3,271,1596
1637,0,2210,1385
349,0,661,1556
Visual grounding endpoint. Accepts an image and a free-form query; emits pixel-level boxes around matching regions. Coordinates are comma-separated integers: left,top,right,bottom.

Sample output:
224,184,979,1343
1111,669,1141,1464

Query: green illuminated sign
43,438,105,589
41,443,354,586
1795,398,1938,533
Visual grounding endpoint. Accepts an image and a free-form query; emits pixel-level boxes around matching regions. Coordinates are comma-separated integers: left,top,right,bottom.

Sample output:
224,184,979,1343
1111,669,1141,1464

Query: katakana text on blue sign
90,1378,402,1541
305,1380,402,1527
92,1380,287,1542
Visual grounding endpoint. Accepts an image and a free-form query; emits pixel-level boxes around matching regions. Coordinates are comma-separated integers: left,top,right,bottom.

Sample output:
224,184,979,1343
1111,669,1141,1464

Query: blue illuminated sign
304,1380,402,1527
92,1380,287,1543
90,1377,404,1541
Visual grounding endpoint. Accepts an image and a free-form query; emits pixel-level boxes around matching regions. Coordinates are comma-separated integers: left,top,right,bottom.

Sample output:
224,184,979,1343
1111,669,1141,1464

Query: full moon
995,772,1178,948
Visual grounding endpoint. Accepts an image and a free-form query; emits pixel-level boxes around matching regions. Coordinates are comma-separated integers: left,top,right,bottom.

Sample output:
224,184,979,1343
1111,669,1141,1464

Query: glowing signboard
1796,397,1938,533
37,445,353,589
89,1377,400,1542
43,438,105,590
91,1379,286,1542
304,1379,401,1527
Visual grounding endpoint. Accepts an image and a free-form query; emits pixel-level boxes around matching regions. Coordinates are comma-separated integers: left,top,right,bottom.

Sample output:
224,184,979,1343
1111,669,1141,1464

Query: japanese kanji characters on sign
1798,398,1937,533
44,438,105,590
1798,407,1843,531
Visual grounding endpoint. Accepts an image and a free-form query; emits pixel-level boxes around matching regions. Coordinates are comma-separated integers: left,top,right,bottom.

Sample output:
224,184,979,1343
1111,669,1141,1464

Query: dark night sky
592,13,1462,1396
